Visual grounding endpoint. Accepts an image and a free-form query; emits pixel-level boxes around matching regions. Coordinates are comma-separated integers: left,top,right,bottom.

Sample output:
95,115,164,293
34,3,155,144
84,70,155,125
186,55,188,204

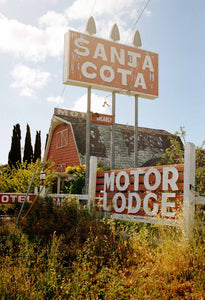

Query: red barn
44,108,180,172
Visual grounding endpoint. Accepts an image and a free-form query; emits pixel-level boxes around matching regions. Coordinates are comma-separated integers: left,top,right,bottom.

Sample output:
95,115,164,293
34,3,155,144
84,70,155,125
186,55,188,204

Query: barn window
56,128,69,149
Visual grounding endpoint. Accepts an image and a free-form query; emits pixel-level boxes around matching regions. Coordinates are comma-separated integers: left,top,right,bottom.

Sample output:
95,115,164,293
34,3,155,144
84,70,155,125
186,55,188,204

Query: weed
0,201,205,299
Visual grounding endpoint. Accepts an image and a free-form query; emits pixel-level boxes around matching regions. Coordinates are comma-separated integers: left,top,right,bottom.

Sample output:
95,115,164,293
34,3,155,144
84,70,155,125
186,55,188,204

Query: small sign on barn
54,108,113,125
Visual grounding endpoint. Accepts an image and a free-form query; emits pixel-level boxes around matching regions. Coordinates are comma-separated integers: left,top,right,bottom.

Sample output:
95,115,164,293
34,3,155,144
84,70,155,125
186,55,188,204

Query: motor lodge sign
64,30,158,99
95,164,184,225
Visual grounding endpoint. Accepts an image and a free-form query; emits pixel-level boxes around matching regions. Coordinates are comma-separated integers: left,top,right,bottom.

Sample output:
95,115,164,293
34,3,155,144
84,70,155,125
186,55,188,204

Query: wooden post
85,87,91,192
88,156,97,212
57,175,61,194
183,142,196,239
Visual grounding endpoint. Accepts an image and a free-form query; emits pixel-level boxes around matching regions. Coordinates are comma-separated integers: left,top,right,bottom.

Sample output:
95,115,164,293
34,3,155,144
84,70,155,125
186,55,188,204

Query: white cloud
65,0,150,43
144,9,152,17
47,95,64,104
65,0,93,21
39,11,68,28
0,0,151,62
65,0,146,21
11,64,51,98
0,12,68,62
72,93,112,114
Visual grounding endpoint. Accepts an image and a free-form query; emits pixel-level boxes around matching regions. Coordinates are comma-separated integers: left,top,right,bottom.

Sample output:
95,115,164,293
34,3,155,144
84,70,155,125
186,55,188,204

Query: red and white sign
54,108,86,119
95,164,184,225
54,108,113,125
0,193,34,204
63,30,158,99
91,112,113,125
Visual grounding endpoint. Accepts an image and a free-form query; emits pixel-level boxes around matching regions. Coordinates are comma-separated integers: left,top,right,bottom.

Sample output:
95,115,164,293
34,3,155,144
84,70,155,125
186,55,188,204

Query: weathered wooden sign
63,30,158,99
95,164,184,226
0,193,34,204
54,108,113,125
91,112,113,125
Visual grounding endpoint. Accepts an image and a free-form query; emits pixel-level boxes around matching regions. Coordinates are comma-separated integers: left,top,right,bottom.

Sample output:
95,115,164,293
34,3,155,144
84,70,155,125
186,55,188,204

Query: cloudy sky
0,0,205,164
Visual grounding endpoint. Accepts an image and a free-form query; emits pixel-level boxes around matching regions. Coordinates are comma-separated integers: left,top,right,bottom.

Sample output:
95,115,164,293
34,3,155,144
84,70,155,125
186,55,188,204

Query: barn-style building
44,108,178,172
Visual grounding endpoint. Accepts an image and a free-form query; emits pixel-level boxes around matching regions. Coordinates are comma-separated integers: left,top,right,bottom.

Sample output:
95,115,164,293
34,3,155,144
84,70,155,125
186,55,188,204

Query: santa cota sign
63,30,158,99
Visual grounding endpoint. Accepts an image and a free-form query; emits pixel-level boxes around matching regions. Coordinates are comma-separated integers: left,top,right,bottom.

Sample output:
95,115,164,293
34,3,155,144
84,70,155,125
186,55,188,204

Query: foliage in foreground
160,127,205,195
0,198,205,299
0,160,56,194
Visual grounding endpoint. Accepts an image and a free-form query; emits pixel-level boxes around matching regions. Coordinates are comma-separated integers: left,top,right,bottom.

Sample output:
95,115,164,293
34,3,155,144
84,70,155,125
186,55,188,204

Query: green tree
34,130,41,162
160,127,205,195
23,124,33,164
8,123,21,168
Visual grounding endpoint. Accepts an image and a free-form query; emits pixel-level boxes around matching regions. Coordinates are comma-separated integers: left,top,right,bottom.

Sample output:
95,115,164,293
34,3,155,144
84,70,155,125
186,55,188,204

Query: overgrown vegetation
0,198,205,299
160,126,205,196
65,164,86,194
64,161,110,194
0,160,56,215
1,128,205,298
0,160,55,194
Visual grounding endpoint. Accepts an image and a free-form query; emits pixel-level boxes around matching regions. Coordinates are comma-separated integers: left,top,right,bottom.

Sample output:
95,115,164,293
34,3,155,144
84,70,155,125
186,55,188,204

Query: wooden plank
95,182,184,193
96,173,184,185
96,192,184,201
96,164,184,178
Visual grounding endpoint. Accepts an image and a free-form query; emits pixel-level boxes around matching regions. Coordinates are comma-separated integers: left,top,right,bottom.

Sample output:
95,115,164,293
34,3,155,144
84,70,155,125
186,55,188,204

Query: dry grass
0,198,205,299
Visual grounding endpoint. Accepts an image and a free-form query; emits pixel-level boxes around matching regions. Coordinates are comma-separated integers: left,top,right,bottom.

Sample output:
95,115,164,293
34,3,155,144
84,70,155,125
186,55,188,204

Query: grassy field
0,198,205,299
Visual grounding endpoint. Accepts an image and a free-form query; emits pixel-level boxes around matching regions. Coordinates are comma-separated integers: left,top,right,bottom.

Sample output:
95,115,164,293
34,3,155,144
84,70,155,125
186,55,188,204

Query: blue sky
0,0,205,164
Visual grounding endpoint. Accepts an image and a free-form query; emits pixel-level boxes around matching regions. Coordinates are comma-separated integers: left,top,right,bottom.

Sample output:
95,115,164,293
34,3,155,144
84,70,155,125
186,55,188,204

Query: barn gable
44,108,180,170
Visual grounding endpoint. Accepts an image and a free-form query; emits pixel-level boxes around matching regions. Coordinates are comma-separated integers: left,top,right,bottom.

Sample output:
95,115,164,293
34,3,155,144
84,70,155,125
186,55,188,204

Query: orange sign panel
54,108,113,125
64,30,158,99
95,164,184,225
91,112,113,125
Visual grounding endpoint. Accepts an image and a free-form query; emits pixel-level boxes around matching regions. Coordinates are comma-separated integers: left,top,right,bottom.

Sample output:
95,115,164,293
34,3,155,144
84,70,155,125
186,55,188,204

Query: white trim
43,114,81,164
104,213,180,227
48,194,88,200
56,128,69,149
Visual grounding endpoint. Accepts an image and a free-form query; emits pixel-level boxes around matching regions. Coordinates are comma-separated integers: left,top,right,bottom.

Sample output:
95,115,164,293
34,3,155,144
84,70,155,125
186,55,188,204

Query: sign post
111,91,116,169
134,95,138,167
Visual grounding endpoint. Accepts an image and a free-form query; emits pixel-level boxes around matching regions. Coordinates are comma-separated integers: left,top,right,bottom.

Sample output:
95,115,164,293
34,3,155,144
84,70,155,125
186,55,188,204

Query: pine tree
34,130,41,162
8,124,22,168
23,124,33,164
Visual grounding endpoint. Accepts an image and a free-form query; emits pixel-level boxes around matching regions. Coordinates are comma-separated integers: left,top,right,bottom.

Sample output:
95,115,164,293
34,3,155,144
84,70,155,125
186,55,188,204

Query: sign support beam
134,95,138,167
111,91,116,170
85,87,91,192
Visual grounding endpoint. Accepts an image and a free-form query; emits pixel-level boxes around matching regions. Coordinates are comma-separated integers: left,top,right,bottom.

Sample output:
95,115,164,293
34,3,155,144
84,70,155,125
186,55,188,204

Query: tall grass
0,198,205,299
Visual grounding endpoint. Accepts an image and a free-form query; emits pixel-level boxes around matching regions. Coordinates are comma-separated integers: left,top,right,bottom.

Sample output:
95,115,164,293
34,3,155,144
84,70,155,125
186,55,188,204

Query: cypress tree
34,130,41,162
23,124,33,164
8,123,22,168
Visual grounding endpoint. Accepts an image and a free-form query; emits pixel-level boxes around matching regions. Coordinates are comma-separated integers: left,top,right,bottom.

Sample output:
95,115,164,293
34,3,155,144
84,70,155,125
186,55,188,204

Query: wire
57,85,66,108
90,0,97,17
124,0,151,44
